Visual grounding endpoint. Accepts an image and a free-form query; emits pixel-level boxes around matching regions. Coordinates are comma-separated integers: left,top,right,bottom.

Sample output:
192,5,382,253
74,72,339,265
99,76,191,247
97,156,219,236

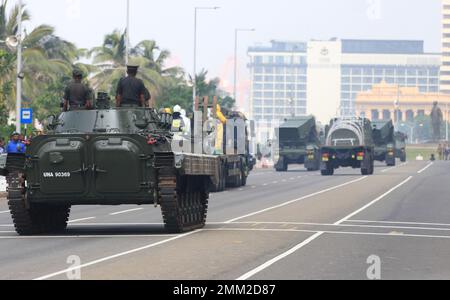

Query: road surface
0,161,449,280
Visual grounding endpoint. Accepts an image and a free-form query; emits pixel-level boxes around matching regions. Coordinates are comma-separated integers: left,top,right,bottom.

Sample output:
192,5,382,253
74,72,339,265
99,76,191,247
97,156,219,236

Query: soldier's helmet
173,105,182,114
72,69,83,78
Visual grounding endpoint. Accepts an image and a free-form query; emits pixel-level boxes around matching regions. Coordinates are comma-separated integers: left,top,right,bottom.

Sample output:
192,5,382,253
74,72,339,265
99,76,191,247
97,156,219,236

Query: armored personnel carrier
0,93,219,235
274,116,321,172
372,120,396,167
320,117,375,176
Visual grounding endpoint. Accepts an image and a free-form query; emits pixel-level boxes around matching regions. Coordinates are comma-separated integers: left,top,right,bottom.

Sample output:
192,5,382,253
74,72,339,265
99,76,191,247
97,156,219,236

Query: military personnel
116,65,150,108
63,69,92,111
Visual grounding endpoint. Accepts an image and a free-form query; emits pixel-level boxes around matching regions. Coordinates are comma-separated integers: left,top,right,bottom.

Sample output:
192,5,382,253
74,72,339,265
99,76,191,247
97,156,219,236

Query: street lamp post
125,0,130,67
16,0,23,134
233,28,255,103
193,7,219,112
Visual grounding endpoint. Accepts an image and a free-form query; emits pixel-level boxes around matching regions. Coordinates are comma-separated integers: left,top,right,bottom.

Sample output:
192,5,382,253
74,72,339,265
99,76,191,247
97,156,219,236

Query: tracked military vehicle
274,116,321,172
0,93,219,235
372,120,396,167
320,117,375,176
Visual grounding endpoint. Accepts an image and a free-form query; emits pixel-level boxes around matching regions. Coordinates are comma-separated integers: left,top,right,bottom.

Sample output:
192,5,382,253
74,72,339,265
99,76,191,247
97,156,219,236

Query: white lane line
206,228,450,241
0,234,176,240
68,217,96,224
236,176,413,280
230,221,450,232
109,208,144,216
236,232,324,281
226,176,368,224
0,211,9,214
417,162,434,174
345,220,450,228
34,230,201,280
334,176,413,225
381,162,408,173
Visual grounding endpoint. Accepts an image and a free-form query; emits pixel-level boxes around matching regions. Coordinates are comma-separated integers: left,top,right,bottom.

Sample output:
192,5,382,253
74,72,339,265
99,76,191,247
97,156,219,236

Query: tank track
7,172,71,236
157,164,209,234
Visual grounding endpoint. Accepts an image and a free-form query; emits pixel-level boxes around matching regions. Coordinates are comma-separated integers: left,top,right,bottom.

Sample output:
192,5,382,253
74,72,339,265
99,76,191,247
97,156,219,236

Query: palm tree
90,30,182,100
0,0,81,111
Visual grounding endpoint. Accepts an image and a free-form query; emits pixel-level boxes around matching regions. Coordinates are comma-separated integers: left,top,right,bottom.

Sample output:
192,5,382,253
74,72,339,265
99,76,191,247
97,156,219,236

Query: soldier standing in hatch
116,65,150,108
63,69,92,112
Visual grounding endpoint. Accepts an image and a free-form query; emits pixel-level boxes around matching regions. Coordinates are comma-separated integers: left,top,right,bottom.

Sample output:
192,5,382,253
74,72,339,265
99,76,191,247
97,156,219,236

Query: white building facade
248,39,441,124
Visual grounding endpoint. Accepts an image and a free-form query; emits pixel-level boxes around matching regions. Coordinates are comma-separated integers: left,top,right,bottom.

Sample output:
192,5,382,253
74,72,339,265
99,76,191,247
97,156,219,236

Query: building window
254,75,263,82
405,110,414,122
254,56,263,64
275,76,285,82
264,75,274,82
383,110,391,121
371,110,380,121
275,56,284,65
264,67,274,73
363,68,373,76
342,67,351,75
253,83,263,90
264,83,274,90
275,92,284,98
352,68,362,76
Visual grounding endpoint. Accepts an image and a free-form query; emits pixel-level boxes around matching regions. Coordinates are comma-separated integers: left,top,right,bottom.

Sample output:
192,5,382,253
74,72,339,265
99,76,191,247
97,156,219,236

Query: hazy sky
12,0,443,94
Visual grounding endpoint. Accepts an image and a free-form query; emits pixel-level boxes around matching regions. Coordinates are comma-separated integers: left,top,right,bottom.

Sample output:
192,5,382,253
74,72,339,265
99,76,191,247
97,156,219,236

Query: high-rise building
248,39,441,124
442,0,450,94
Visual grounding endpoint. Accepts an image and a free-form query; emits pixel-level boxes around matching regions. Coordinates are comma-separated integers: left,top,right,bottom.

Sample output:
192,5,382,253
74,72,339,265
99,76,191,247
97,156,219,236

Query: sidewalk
0,177,6,199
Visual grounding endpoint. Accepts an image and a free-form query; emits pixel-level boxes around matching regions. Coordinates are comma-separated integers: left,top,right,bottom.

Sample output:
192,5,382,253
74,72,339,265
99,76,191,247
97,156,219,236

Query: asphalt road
0,160,449,280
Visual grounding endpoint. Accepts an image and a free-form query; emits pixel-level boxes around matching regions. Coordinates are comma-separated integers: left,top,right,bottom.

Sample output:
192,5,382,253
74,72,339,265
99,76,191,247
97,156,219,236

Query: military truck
0,93,219,236
174,97,255,192
320,117,375,176
274,116,321,172
394,131,407,162
372,120,396,167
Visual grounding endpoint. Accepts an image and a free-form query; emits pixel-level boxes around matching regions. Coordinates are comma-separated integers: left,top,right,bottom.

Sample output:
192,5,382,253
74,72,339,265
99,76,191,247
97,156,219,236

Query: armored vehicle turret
0,93,219,235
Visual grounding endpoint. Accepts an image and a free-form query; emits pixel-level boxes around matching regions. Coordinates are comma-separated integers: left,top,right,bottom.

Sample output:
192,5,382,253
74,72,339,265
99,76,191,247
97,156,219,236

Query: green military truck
372,120,396,167
394,131,407,162
0,93,219,236
274,116,321,172
320,117,375,176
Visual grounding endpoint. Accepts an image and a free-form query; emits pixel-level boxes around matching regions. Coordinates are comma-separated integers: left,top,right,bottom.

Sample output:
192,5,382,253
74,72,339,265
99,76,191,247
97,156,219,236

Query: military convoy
0,93,220,235
320,117,375,176
372,120,396,166
274,116,322,172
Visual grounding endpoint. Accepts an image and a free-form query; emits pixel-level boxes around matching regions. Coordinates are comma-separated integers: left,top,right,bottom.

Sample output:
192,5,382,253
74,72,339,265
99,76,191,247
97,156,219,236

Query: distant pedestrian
0,137,5,154
438,144,444,161
6,132,26,154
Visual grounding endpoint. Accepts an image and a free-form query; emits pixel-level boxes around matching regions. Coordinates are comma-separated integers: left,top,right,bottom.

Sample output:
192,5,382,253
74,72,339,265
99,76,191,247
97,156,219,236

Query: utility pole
193,7,220,112
16,0,23,134
125,0,130,67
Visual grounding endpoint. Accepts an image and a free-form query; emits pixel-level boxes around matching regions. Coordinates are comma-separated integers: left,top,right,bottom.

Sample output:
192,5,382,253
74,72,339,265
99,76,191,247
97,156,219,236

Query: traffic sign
20,108,33,125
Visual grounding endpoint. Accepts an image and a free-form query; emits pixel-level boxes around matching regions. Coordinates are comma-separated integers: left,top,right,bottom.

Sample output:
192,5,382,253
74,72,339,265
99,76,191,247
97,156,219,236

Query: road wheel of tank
321,166,334,176
7,172,71,236
159,168,208,233
401,154,407,163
